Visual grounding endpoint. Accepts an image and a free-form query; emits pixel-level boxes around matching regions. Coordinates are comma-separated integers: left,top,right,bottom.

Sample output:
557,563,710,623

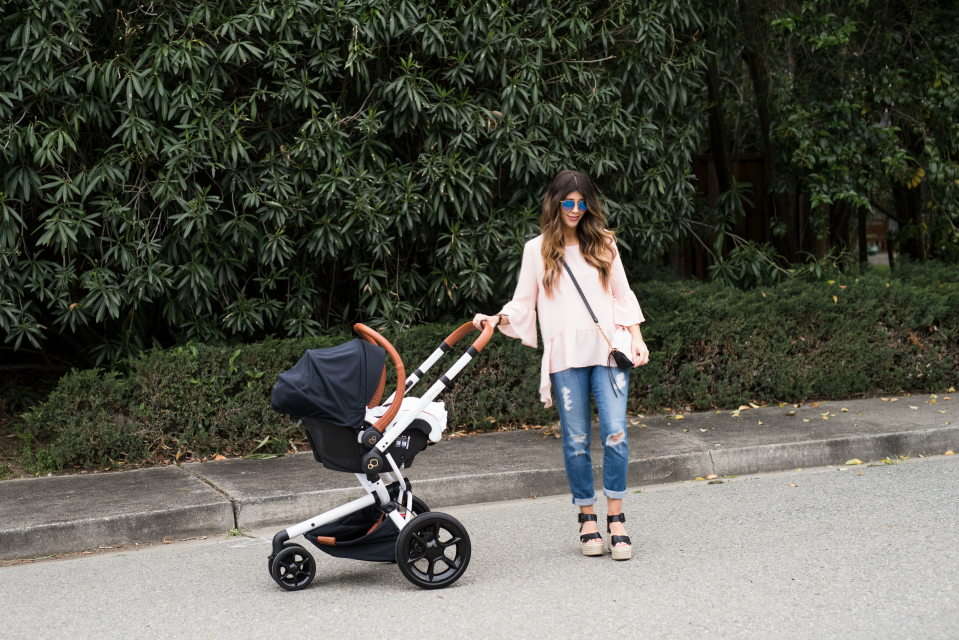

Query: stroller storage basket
300,417,429,474
305,506,399,563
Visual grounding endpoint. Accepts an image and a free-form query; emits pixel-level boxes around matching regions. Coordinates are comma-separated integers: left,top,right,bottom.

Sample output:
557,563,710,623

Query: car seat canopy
271,338,385,428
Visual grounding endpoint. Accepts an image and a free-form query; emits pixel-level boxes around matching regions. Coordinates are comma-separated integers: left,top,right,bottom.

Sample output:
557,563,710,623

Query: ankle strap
607,514,625,524
578,513,598,523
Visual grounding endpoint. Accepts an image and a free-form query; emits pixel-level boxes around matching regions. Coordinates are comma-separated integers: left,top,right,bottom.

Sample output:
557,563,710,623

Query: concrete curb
1,424,955,561
0,466,234,562
209,425,957,531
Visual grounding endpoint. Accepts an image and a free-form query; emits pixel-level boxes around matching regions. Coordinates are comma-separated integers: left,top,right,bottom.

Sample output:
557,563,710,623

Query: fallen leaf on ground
946,451,955,456
706,474,718,479
948,387,955,393
758,421,764,425
803,419,811,422
944,397,952,400
845,459,863,465
812,402,820,407
821,411,829,415
909,406,919,410
797,468,802,471
785,410,796,416
941,411,948,414
695,477,705,481
708,480,724,484
700,428,708,432
731,410,741,417
840,408,849,413
674,415,684,420
881,398,889,401
213,454,226,460
890,398,897,402
738,405,751,411
856,470,863,476
930,399,937,404
789,483,797,487
748,402,760,409
683,429,689,432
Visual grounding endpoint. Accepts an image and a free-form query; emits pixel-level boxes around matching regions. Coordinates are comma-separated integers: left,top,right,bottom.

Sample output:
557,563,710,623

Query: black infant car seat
272,336,430,473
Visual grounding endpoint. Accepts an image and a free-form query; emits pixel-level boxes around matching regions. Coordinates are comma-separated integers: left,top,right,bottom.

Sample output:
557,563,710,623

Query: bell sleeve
610,245,644,328
496,241,539,348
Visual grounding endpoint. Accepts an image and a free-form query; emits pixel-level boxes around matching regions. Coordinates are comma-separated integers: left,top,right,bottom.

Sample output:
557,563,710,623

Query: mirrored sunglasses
561,200,588,213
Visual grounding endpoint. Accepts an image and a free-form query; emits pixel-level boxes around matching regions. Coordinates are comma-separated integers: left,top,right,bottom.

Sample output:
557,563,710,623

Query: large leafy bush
0,0,709,363
19,263,959,471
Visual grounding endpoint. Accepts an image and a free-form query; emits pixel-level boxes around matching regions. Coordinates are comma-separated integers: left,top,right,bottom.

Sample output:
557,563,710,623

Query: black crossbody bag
562,261,634,371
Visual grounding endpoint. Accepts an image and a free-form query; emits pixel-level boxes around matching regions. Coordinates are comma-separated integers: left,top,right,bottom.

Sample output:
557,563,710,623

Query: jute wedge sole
609,541,632,561
581,538,605,556
578,512,604,557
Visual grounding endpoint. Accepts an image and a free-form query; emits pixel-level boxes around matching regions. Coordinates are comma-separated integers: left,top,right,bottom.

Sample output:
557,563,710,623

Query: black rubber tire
270,543,316,591
397,495,429,519
395,512,471,590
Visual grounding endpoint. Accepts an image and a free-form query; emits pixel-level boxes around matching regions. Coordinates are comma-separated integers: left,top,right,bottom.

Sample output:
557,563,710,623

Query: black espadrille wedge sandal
607,513,632,561
578,513,604,556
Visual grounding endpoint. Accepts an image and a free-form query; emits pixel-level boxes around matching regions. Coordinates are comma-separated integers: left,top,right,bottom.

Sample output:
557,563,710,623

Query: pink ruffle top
496,235,645,407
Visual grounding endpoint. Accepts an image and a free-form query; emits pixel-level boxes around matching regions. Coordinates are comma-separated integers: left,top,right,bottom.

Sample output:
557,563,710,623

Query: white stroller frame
269,321,495,588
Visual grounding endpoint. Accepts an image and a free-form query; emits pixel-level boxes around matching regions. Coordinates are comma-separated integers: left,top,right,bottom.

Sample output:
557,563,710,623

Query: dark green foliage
20,263,959,471
630,264,959,410
0,0,709,363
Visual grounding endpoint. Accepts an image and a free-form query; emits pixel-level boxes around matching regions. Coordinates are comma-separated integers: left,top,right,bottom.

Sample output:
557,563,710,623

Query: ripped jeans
549,365,630,506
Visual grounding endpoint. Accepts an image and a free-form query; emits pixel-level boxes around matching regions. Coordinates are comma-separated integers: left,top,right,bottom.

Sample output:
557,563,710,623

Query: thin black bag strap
562,260,616,353
562,261,598,323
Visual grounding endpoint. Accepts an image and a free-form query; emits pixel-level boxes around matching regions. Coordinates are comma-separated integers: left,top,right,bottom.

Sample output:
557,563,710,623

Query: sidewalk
1,395,955,561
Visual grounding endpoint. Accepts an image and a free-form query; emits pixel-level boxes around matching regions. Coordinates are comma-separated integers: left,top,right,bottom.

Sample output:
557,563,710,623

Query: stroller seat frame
268,320,495,590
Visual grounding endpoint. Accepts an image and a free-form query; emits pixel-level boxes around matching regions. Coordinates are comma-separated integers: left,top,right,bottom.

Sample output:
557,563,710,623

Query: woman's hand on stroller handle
472,313,508,332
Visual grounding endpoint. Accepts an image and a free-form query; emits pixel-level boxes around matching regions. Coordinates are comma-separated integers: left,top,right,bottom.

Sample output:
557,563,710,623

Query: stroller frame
268,320,495,590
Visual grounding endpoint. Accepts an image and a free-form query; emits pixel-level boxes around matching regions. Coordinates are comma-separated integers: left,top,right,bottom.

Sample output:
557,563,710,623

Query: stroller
267,321,494,591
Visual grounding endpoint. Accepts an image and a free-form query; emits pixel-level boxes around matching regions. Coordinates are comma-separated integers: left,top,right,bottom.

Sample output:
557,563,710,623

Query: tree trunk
705,47,733,196
737,0,789,255
857,206,868,264
893,185,925,261
829,201,851,253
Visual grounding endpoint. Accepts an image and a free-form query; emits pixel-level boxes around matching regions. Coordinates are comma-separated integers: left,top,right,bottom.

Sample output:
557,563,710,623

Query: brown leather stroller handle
353,324,406,432
444,320,495,353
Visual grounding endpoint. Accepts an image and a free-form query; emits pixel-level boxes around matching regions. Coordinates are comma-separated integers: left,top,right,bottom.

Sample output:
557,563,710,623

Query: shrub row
18,262,959,471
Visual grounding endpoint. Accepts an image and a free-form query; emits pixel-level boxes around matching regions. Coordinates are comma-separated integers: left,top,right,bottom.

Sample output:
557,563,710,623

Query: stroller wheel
271,543,316,591
395,512,471,590
398,496,430,520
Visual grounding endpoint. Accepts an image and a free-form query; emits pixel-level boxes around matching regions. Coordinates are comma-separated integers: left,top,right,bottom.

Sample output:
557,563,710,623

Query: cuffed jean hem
603,488,628,500
572,495,598,506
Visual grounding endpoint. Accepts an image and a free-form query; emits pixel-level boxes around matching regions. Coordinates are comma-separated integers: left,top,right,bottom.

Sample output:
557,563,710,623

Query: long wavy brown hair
540,169,615,297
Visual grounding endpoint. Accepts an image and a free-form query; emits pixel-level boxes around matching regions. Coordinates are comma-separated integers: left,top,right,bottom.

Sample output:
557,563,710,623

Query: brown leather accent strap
356,333,388,409
353,324,405,432
471,319,496,353
443,322,477,348
315,536,336,546
366,513,385,535
443,320,495,353
368,368,386,409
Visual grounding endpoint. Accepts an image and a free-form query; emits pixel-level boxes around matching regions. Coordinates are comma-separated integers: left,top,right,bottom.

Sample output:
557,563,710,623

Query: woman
473,169,649,561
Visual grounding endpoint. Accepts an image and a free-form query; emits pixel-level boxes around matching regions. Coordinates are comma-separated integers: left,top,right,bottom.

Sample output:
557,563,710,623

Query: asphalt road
2,456,955,640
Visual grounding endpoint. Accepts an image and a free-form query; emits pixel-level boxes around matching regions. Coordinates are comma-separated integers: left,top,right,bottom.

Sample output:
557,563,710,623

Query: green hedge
18,262,959,471
0,0,710,363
